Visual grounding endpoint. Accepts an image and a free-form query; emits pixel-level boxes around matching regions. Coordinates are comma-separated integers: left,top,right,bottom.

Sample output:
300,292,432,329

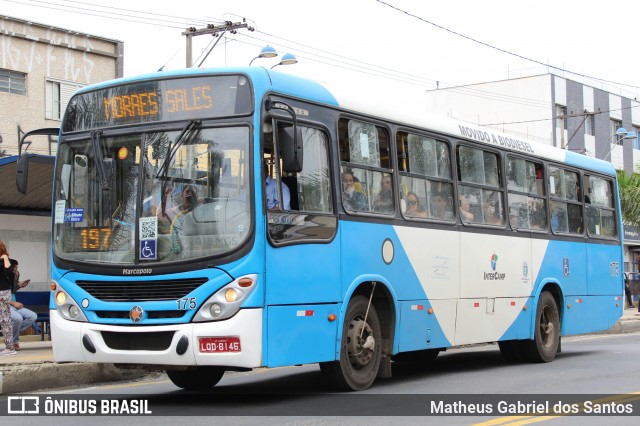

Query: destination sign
63,75,252,132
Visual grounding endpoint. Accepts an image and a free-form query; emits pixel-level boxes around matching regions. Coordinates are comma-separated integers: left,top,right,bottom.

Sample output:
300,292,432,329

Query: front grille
102,331,175,351
76,278,207,302
95,310,186,320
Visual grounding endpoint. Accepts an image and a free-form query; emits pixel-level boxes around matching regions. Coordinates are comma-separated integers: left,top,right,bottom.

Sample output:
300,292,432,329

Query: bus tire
166,366,225,390
521,291,560,363
320,295,382,391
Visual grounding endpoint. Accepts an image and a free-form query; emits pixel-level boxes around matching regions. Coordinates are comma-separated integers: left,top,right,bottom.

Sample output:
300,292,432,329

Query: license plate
198,337,241,353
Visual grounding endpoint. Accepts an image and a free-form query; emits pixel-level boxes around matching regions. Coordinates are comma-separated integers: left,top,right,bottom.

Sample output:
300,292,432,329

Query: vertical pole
186,33,193,68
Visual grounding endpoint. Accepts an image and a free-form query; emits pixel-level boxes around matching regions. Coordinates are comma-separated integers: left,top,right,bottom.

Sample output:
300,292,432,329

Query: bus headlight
69,305,80,319
210,304,222,318
193,274,257,322
53,281,88,322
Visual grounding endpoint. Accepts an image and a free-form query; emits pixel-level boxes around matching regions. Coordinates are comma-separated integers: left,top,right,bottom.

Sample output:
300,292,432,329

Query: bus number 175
176,297,197,310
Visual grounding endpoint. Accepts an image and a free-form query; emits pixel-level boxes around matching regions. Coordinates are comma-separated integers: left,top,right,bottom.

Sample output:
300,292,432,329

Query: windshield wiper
156,120,201,180
157,120,200,218
91,130,110,190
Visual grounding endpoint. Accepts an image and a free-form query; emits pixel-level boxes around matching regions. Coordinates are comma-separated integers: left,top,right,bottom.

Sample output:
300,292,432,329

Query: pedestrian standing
624,273,634,309
0,240,16,355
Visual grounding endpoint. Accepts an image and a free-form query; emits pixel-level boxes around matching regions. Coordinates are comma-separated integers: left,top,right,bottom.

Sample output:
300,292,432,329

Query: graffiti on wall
0,19,97,83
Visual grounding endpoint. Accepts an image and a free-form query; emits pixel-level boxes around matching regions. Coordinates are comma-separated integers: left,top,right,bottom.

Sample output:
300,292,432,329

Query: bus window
585,175,616,238
266,122,333,214
397,132,453,221
507,156,547,231
295,127,333,213
549,167,582,235
457,146,504,226
508,157,544,195
339,118,392,215
266,120,336,245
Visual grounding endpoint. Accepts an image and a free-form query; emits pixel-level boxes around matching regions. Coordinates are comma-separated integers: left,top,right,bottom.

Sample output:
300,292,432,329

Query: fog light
69,305,80,318
55,291,66,305
225,288,238,302
210,303,222,317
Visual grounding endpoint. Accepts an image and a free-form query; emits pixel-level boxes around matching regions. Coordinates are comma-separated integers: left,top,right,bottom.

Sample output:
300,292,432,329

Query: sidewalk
0,337,149,394
1,309,639,394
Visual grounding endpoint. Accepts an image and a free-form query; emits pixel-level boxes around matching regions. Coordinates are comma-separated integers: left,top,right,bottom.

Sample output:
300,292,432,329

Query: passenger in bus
342,170,368,212
483,194,503,225
157,184,198,232
373,174,394,213
431,192,453,220
265,163,290,210
550,201,568,233
405,192,428,218
458,193,474,223
528,198,547,230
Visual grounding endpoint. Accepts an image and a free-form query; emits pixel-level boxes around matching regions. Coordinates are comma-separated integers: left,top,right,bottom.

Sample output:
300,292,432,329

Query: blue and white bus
41,67,623,391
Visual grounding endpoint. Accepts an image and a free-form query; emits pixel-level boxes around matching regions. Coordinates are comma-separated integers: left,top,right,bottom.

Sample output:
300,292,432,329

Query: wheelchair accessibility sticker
140,240,156,260
139,217,158,260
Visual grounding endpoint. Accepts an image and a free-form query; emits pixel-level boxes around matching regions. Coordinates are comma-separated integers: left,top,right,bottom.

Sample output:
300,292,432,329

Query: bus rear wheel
166,366,225,390
320,295,382,391
521,291,560,363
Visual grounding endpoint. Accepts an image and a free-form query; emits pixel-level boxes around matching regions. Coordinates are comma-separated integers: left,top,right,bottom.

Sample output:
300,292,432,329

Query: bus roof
75,66,616,177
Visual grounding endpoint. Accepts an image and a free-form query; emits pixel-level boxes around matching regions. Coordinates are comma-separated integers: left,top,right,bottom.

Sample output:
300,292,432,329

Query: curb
0,363,148,394
602,318,640,335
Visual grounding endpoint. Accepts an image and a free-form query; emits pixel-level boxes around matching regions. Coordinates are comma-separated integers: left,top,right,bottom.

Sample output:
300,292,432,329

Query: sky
3,0,640,109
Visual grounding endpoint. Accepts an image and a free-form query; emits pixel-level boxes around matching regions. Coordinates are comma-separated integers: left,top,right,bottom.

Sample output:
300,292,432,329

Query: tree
617,168,640,230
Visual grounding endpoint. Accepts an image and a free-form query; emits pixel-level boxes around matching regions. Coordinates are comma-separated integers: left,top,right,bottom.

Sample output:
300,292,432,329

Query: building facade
0,15,123,157
0,15,123,291
425,71,640,274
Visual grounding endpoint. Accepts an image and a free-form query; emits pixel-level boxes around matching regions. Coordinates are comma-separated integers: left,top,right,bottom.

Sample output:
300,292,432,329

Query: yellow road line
473,392,640,426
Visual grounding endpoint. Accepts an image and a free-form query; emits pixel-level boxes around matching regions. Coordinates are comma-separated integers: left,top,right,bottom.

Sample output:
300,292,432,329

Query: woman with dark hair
405,192,428,218
0,240,16,355
157,184,199,233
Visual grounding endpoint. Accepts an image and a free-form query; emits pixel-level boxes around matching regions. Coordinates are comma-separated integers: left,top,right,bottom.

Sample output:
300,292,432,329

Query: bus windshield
52,125,251,265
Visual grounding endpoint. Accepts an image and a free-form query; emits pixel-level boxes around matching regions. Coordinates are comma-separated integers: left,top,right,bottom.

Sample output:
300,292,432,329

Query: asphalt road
9,331,638,425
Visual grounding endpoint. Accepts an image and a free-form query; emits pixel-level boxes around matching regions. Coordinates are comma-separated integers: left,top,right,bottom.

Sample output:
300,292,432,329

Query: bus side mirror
60,163,71,200
279,126,303,173
16,154,29,194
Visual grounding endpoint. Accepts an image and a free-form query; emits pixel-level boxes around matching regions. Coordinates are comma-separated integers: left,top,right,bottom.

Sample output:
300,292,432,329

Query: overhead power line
374,0,640,91
3,0,633,110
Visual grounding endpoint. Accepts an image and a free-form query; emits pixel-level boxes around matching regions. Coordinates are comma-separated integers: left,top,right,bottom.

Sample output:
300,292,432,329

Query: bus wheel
320,295,382,391
166,366,225,390
522,291,560,363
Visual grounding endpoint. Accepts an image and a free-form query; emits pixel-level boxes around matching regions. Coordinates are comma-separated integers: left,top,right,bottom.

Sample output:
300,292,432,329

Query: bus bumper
50,308,263,368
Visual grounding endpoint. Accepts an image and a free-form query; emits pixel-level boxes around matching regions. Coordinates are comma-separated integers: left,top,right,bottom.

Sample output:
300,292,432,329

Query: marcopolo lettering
122,268,153,275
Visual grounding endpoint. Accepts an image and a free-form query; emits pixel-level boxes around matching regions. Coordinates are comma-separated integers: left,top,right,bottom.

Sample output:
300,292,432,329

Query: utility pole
182,20,254,68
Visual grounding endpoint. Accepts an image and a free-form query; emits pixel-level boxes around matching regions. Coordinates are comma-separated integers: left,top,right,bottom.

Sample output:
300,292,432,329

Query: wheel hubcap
346,316,375,368
540,306,555,347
